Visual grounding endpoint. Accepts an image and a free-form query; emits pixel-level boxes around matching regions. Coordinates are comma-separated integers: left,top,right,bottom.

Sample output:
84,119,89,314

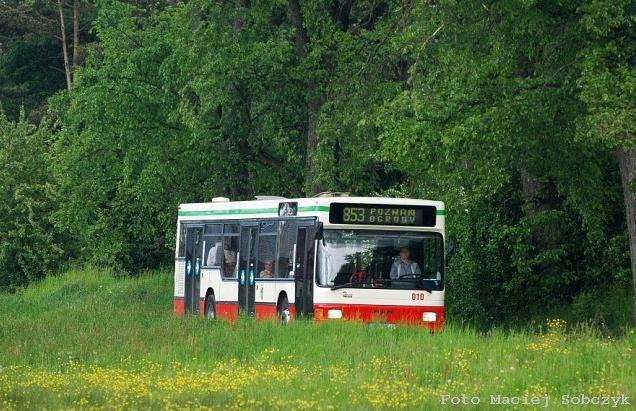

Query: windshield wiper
330,282,358,290
418,283,434,293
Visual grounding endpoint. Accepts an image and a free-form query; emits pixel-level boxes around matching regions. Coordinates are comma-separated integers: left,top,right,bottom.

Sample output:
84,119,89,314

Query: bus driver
390,247,421,279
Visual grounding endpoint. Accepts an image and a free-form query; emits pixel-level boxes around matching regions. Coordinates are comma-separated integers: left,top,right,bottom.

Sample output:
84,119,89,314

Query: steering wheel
397,274,420,279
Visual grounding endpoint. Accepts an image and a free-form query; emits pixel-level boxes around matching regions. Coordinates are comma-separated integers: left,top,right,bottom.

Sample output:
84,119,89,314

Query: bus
173,195,451,330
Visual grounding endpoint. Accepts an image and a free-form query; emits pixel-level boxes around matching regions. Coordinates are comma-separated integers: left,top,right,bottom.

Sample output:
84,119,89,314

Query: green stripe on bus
178,205,331,217
179,206,441,217
298,206,330,212
178,208,277,217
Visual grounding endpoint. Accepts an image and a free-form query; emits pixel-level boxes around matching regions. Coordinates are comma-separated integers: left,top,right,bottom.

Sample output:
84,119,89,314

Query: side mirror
445,238,457,267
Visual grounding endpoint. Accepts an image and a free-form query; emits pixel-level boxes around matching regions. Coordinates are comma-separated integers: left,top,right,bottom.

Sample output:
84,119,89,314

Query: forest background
1,0,635,329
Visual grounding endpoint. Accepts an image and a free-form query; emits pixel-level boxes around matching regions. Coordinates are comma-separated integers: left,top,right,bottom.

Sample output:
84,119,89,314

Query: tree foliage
0,110,65,289
49,0,308,269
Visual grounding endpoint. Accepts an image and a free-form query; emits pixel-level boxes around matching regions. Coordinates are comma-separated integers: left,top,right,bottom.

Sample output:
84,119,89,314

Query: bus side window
203,224,223,267
277,221,297,278
220,236,238,278
258,221,278,278
177,223,186,258
224,223,240,234
204,236,222,266
205,224,222,235
221,223,240,278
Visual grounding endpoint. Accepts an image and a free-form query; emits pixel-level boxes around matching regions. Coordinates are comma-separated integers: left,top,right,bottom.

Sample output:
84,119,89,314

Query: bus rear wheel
278,296,291,325
205,294,216,320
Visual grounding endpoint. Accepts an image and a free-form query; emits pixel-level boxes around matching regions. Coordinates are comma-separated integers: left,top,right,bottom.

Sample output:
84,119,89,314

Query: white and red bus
173,195,452,330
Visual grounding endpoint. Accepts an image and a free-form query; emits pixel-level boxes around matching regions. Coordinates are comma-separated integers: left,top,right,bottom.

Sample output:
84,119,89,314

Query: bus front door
185,226,203,314
238,225,257,317
294,223,316,318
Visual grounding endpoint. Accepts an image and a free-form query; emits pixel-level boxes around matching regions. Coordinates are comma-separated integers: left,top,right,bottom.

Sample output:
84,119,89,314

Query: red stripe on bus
216,303,239,321
173,298,185,316
254,303,277,319
313,304,445,330
213,302,297,322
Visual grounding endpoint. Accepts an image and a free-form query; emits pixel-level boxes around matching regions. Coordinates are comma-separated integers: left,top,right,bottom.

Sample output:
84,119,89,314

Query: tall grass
0,268,634,410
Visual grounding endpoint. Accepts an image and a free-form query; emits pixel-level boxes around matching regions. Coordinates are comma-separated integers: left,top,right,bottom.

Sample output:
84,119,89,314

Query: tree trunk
520,166,559,215
306,97,325,195
288,0,325,196
233,0,247,32
520,168,543,214
617,146,636,328
72,0,80,78
287,0,308,58
225,0,250,200
57,0,72,90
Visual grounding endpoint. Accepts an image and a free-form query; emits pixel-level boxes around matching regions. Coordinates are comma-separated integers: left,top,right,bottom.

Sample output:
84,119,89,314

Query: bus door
185,226,203,314
238,224,257,317
294,221,317,318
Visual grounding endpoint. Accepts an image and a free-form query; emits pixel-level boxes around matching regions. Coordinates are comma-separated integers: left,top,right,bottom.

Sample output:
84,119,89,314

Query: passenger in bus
349,270,373,285
222,238,237,277
349,270,365,284
206,239,223,266
259,260,275,278
389,247,421,279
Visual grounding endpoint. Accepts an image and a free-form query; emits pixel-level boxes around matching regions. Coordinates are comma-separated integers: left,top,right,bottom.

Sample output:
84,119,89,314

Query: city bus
173,194,451,330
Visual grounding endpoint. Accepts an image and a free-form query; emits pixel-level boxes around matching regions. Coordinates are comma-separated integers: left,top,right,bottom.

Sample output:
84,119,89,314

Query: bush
0,110,66,290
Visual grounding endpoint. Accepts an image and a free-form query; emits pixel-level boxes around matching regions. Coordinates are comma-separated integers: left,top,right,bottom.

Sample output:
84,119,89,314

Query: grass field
0,268,634,410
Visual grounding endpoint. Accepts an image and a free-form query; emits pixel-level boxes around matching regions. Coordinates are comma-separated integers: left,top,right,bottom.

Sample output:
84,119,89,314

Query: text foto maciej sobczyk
440,393,630,408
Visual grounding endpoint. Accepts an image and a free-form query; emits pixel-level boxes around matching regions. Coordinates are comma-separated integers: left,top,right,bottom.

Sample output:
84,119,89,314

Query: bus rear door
294,222,317,318
185,226,203,314
238,224,257,317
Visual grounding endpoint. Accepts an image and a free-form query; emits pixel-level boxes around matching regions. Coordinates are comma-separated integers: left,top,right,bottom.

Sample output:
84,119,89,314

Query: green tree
0,110,65,289
577,0,636,326
0,0,65,120
370,0,629,324
50,0,307,269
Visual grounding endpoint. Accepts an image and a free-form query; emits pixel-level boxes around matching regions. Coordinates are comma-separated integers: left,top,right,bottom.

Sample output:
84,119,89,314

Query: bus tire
278,295,291,325
205,293,216,320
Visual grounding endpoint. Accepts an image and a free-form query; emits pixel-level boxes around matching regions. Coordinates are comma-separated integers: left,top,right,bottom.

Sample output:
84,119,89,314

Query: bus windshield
317,230,444,291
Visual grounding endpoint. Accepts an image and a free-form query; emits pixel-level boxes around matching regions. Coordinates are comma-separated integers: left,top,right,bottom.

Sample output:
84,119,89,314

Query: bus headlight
327,309,343,319
422,312,437,322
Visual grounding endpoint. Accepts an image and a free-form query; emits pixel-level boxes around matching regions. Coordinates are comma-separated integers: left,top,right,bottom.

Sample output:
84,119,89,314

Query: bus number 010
412,292,425,301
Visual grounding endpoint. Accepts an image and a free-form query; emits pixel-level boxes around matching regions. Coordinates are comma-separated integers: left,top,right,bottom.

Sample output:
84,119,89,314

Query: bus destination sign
329,203,437,227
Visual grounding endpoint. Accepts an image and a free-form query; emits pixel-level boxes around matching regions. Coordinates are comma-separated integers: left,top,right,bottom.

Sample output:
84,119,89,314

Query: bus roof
179,196,444,212
178,197,445,229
